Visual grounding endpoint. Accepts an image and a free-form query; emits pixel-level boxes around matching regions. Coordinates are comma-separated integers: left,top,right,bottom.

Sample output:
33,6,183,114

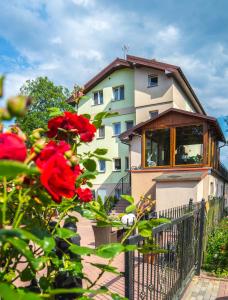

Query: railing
124,197,225,300
104,172,131,213
218,162,228,181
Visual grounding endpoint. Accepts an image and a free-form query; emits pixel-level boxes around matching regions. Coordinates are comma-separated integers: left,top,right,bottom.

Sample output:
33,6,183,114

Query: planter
92,225,117,247
143,253,157,264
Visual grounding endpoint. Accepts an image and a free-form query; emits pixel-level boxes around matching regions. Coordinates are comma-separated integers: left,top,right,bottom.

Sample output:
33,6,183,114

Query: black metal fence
124,197,225,300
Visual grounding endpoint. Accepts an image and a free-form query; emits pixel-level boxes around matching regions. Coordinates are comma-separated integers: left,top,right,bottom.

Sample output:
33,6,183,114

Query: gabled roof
79,54,206,115
119,108,225,142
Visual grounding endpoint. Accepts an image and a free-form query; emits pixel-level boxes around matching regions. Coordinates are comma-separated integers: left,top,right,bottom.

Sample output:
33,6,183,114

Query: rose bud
33,138,47,153
7,95,29,117
30,128,45,142
70,155,80,166
0,108,11,121
64,150,73,159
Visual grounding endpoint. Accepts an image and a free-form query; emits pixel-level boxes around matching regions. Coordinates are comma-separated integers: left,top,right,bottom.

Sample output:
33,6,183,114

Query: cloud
0,0,228,121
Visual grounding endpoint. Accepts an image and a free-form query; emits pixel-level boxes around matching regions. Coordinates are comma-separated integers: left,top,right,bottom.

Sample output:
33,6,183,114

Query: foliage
203,218,228,277
0,76,166,299
16,77,75,136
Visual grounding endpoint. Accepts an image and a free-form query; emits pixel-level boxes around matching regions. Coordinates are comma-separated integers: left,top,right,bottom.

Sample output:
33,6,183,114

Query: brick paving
181,274,228,300
77,214,228,300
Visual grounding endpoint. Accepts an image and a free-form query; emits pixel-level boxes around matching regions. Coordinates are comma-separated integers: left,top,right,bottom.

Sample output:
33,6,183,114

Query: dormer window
148,75,158,87
93,90,103,105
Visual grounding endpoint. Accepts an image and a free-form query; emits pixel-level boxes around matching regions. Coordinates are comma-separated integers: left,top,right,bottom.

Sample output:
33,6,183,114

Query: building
120,108,228,210
75,54,226,203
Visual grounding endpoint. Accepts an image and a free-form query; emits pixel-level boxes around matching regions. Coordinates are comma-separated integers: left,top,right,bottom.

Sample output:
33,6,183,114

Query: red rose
0,133,27,162
34,140,70,169
74,164,83,177
47,112,96,142
40,154,76,203
75,187,93,202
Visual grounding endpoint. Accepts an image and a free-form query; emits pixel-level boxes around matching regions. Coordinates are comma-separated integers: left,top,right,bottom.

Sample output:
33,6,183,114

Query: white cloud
0,0,228,121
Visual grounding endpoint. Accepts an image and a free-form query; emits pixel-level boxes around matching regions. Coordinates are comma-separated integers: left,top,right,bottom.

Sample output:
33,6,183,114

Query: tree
17,77,74,135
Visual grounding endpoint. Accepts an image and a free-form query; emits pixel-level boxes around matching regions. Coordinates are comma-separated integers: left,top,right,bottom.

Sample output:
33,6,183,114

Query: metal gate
125,201,203,300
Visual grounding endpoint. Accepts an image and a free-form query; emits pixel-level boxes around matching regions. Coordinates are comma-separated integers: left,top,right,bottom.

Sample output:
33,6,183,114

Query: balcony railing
218,162,228,181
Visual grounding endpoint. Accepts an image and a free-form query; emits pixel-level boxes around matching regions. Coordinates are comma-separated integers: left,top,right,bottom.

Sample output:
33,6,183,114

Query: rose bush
0,77,165,300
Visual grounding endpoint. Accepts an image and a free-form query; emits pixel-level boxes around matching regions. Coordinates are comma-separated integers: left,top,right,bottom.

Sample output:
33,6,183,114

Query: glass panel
149,110,158,119
148,75,158,87
113,123,121,135
175,125,203,165
99,91,103,104
113,88,119,100
120,86,124,100
114,159,121,170
98,126,105,138
125,157,129,170
145,128,170,167
93,92,98,105
126,121,134,130
99,160,106,172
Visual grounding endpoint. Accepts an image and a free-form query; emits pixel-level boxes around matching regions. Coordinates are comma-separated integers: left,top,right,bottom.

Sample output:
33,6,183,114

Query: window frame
113,158,121,172
125,120,134,131
142,123,206,169
142,127,172,168
112,85,125,101
149,110,159,119
125,156,129,170
98,159,106,173
93,90,103,105
97,125,105,139
148,74,158,88
113,122,121,136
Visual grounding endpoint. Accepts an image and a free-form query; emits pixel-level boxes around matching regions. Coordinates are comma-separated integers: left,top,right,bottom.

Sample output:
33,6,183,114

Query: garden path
181,274,228,300
76,213,125,299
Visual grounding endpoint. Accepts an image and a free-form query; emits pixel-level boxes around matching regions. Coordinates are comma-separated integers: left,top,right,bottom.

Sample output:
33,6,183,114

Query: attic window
148,75,158,87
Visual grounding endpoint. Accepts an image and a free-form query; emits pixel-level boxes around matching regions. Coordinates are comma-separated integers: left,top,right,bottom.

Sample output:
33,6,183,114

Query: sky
0,0,228,164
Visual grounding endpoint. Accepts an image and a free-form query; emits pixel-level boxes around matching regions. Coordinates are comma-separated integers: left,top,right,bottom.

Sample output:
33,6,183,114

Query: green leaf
94,148,108,155
0,283,42,300
125,244,137,252
39,276,50,291
121,195,134,204
90,263,121,275
20,267,35,282
96,243,124,259
138,220,153,238
0,160,39,177
56,228,77,239
82,113,91,120
69,244,95,256
125,204,136,213
93,154,111,161
83,159,97,172
40,236,55,252
111,294,128,300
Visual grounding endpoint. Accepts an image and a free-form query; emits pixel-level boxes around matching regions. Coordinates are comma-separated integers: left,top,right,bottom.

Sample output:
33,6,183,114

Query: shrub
203,218,228,277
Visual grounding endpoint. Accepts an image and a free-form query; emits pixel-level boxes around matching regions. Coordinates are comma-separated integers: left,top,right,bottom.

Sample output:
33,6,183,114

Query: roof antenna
122,44,129,59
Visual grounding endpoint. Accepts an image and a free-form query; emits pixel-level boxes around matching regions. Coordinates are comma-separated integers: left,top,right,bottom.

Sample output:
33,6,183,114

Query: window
210,182,214,195
113,86,124,101
113,122,121,136
93,90,103,105
149,110,158,119
114,158,121,171
125,120,134,131
98,160,106,172
148,75,158,87
145,128,170,167
98,126,105,138
125,157,129,170
175,125,203,165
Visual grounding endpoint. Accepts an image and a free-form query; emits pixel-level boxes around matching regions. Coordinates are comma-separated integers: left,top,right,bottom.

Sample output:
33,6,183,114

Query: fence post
196,198,206,275
125,237,134,300
189,198,193,211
